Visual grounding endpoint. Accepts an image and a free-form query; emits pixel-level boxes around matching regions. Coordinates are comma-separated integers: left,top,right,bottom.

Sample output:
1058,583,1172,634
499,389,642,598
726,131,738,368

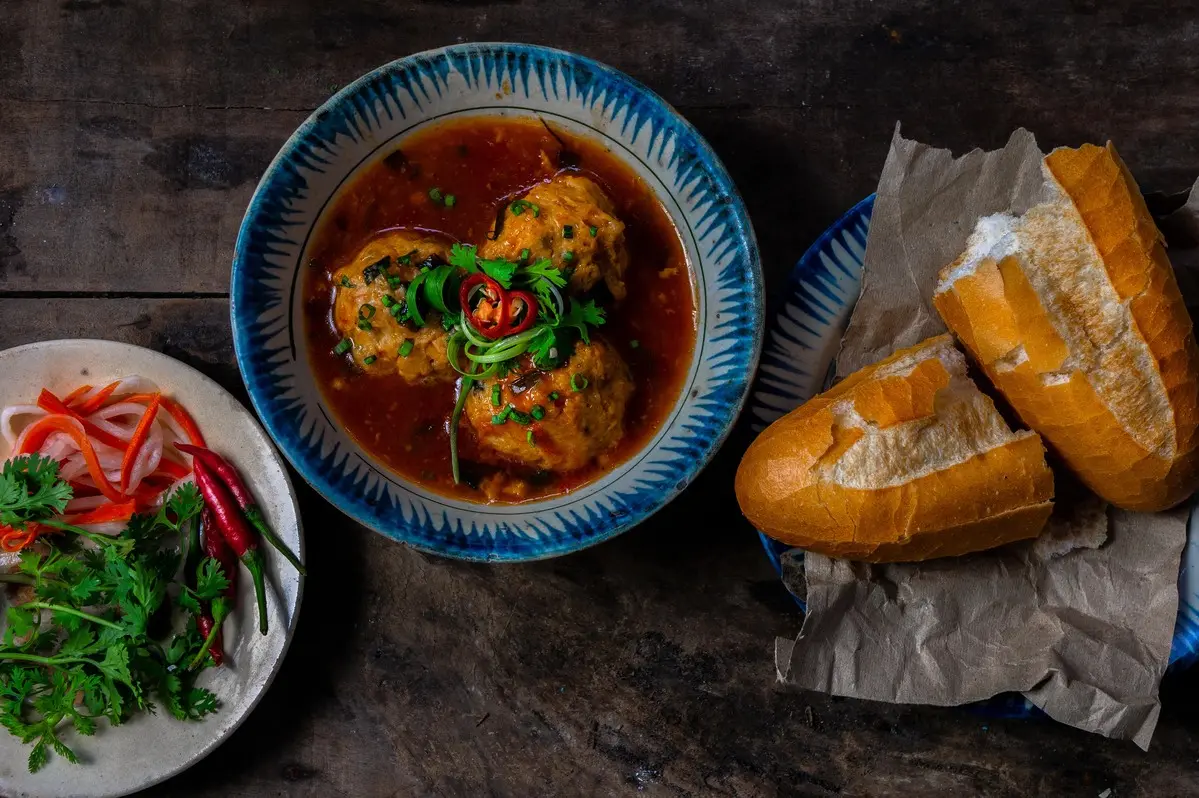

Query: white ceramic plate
0,340,305,798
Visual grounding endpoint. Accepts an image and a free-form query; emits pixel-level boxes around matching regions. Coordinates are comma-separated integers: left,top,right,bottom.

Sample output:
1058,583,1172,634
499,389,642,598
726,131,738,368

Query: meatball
331,230,456,384
464,338,634,472
480,175,628,300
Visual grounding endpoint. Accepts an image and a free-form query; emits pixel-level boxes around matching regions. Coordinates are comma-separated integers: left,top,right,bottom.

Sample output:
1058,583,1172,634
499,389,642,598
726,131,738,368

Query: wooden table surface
4,1,1199,796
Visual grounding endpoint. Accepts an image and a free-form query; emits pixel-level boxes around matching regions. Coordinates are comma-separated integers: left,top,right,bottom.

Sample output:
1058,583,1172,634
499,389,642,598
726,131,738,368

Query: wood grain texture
4,0,1199,795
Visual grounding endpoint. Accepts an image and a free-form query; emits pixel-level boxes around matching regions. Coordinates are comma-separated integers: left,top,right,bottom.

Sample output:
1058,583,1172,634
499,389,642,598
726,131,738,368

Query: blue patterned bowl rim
231,43,763,561
750,194,1199,680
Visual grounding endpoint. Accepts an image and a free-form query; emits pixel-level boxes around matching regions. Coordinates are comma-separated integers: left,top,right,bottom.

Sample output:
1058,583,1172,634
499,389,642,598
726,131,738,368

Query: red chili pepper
202,506,238,600
187,507,224,668
194,614,224,667
192,459,269,635
506,290,538,335
459,273,539,339
119,394,161,493
176,443,305,575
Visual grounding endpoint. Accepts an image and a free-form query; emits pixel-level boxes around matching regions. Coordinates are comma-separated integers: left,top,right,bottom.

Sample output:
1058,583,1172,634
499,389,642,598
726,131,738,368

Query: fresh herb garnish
357,319,372,332
491,384,502,407
363,355,377,366
334,338,353,356
359,303,376,320
571,374,589,392
562,251,574,263
531,405,546,421
399,340,414,358
0,463,222,773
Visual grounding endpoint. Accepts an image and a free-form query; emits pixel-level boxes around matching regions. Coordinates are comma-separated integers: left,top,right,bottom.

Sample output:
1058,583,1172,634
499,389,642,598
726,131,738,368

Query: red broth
304,116,697,503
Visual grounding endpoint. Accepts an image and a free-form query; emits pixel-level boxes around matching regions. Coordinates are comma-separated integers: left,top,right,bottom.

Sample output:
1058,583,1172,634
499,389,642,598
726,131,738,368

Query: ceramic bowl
232,43,762,561
0,340,304,798
746,195,1199,695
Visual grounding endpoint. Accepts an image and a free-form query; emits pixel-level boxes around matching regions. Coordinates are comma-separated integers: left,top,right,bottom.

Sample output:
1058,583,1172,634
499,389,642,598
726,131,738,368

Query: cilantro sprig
0,457,227,773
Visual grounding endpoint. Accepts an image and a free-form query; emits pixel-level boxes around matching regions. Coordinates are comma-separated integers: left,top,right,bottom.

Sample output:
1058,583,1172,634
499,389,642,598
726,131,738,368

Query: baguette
735,335,1054,562
934,143,1199,511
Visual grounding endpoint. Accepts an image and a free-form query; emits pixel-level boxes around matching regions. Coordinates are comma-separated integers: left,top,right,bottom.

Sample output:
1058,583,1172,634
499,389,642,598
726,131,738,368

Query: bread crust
735,335,1054,561
935,143,1199,511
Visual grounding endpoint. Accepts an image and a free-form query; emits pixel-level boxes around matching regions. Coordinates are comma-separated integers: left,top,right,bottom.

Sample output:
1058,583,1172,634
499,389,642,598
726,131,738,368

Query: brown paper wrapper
774,126,1191,750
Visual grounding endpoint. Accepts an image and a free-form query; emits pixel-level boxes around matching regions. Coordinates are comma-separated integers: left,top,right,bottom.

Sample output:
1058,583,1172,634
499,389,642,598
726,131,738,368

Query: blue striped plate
749,195,1199,694
232,44,762,561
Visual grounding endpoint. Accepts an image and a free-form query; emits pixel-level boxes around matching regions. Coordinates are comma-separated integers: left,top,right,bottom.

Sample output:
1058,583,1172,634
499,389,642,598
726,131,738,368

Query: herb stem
0,573,35,586
38,519,130,550
0,651,98,668
24,602,124,631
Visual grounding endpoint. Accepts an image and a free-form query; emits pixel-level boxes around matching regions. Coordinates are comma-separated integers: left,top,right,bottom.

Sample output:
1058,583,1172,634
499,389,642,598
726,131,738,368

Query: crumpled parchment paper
774,127,1192,750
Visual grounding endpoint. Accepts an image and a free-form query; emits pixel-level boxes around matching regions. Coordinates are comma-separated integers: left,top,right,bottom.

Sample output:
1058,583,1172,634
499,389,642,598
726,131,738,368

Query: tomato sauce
304,116,697,503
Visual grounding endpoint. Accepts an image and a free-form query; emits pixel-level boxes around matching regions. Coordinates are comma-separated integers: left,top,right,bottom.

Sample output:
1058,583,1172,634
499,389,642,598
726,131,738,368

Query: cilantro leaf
477,258,517,287
559,298,607,344
520,258,568,288
448,242,478,272
194,558,231,602
0,455,73,528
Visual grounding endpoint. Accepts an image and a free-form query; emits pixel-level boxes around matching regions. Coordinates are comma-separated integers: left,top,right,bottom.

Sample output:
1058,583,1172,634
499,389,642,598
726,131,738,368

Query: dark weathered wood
5,1,1199,795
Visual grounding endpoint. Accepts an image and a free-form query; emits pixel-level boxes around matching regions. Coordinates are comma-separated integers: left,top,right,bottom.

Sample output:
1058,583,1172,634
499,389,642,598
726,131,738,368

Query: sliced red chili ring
506,291,538,335
459,274,539,340
460,273,509,340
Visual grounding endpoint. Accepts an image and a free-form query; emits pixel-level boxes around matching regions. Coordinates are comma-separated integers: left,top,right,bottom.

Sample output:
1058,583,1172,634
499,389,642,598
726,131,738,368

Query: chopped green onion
571,374,589,392
532,204,540,218
428,187,444,203
562,251,574,263
381,295,396,309
630,340,640,349
387,275,403,289
444,194,456,207
511,200,529,216
407,271,429,327
363,355,377,365
399,340,414,358
549,391,560,401
531,405,546,420
340,276,352,288
492,405,513,425
509,407,532,425
491,384,502,407
357,319,373,331
359,303,376,319
390,302,406,319
334,338,352,355
589,226,598,237
527,430,536,447
563,225,574,239
520,248,530,262
450,376,474,484
399,251,415,265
